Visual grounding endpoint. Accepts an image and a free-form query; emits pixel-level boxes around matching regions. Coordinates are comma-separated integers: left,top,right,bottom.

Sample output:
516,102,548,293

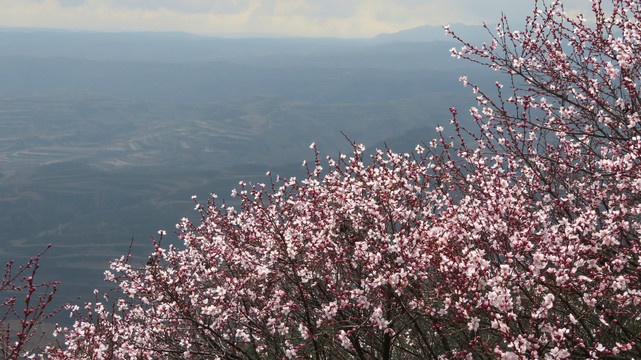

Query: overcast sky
0,0,594,38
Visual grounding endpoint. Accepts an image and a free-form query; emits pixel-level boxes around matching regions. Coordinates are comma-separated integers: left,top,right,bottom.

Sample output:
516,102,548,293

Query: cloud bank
0,0,594,38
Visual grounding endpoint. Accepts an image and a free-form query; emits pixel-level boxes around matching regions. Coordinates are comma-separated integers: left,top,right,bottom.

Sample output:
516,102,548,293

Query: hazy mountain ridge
0,24,486,63
374,23,489,43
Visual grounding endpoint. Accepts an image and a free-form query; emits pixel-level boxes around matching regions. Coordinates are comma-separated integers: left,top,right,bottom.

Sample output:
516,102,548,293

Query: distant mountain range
374,24,488,43
0,24,490,63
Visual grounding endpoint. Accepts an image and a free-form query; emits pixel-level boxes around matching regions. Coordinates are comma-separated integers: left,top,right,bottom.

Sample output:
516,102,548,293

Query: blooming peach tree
42,0,641,358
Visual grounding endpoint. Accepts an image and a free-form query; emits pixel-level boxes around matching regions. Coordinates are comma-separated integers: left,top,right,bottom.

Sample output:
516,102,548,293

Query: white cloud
0,0,595,37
